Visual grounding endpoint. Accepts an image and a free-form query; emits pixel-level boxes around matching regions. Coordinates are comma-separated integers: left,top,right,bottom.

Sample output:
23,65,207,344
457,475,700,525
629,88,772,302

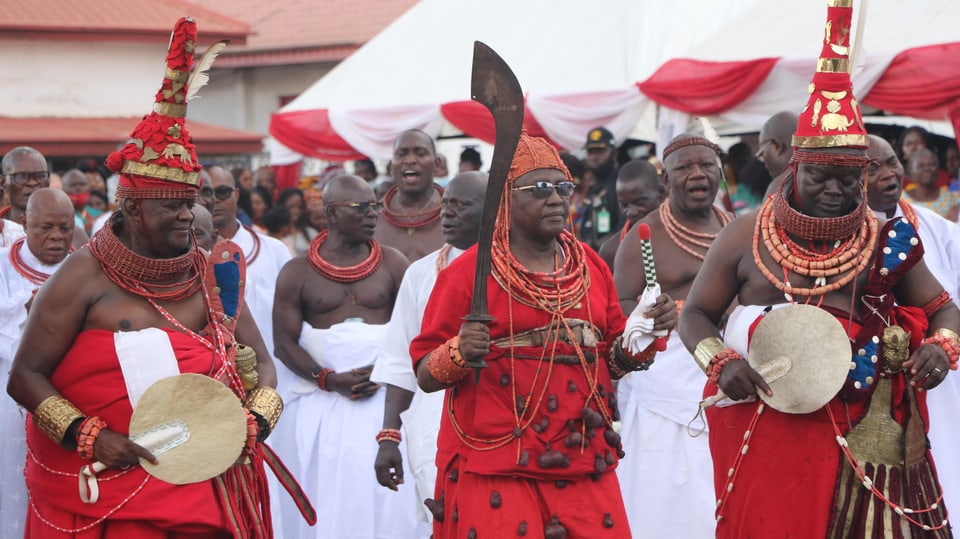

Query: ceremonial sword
462,41,524,384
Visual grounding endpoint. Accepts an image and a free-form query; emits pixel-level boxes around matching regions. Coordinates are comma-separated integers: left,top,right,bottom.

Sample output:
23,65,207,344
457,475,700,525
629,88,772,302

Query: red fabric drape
440,100,556,146
272,162,303,195
637,57,780,115
863,42,960,148
269,109,366,161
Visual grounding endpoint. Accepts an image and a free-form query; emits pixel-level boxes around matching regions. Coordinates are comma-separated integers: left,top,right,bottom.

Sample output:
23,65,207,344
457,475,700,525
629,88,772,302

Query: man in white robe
0,188,74,536
866,134,960,512
208,166,291,363
370,172,486,526
270,175,415,539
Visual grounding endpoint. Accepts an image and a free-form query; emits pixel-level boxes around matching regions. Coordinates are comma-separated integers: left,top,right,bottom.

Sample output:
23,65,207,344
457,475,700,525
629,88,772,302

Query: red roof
187,0,418,66
0,0,250,45
0,117,263,157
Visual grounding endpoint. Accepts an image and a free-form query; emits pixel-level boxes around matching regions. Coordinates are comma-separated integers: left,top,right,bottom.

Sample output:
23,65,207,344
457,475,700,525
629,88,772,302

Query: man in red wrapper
679,2,960,537
7,18,284,538
410,131,677,538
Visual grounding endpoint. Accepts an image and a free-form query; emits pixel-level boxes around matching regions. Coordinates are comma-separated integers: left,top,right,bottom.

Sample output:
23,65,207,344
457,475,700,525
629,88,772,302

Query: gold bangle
694,337,726,374
245,387,283,434
33,395,84,446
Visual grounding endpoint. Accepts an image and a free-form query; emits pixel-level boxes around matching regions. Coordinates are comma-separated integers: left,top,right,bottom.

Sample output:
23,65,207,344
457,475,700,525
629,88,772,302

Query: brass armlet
245,386,283,434
693,336,726,373
33,395,84,446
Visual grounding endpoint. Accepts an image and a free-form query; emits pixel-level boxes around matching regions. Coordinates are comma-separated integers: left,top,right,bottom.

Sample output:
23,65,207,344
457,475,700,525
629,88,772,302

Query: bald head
441,171,487,250
322,174,378,242
445,171,487,199
25,188,75,265
191,205,217,252
758,111,799,178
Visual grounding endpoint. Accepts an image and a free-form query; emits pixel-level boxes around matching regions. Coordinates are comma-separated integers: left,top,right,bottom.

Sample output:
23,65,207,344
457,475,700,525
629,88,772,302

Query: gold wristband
245,386,283,434
694,337,726,374
33,395,84,446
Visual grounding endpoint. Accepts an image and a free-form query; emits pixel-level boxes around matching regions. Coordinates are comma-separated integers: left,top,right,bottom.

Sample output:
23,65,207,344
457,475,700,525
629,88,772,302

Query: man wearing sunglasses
271,174,416,538
208,165,291,385
412,132,676,538
371,171,487,528
757,111,798,199
2,147,88,249
613,134,732,538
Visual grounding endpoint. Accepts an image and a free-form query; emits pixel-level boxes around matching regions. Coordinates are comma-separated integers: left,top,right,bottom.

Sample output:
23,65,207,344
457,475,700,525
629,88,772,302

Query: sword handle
462,313,494,384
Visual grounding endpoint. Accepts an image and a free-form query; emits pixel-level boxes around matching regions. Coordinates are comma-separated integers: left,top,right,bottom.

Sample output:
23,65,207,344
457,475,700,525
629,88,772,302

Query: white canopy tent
269,0,756,162
269,0,960,165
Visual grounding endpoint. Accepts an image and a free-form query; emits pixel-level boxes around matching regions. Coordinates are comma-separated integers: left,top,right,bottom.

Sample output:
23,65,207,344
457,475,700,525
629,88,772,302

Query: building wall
0,39,164,117
188,63,333,135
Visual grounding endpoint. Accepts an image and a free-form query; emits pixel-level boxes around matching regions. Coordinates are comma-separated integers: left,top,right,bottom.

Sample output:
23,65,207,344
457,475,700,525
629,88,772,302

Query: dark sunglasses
213,186,237,201
327,201,383,213
5,171,50,186
512,181,576,199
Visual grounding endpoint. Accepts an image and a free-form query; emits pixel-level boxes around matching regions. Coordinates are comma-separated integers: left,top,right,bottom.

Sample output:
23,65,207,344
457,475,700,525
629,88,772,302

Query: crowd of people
2,7,960,539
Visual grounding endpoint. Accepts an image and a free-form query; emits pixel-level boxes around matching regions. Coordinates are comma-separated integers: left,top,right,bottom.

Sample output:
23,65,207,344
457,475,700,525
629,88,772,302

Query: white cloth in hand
624,285,666,354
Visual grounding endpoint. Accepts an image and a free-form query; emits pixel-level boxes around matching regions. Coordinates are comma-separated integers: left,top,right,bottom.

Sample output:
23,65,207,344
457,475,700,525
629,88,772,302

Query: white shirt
0,240,67,363
227,222,292,363
0,219,24,249
371,245,462,390
0,240,67,539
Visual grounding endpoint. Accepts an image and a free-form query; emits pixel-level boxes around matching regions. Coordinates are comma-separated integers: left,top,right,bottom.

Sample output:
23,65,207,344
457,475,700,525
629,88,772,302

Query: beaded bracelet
923,291,953,318
448,336,467,368
376,428,402,444
923,328,960,370
313,367,335,392
244,410,259,452
426,337,471,385
76,416,108,461
706,348,744,385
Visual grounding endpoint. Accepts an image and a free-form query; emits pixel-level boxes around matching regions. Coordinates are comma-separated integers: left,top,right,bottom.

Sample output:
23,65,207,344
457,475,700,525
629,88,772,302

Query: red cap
106,18,201,199
792,0,867,150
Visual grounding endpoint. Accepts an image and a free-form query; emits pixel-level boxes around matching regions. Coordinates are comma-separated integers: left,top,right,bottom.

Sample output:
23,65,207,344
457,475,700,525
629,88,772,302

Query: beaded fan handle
636,223,658,288
637,223,668,351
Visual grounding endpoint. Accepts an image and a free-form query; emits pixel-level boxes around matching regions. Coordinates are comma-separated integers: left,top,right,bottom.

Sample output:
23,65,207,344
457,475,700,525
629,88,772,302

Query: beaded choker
772,174,867,242
307,230,383,283
380,184,443,231
491,229,589,312
754,195,877,298
9,238,53,286
88,222,204,301
659,203,731,261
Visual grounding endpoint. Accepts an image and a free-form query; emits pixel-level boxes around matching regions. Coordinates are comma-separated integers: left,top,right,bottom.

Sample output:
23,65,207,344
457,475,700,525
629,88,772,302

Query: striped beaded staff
637,223,668,352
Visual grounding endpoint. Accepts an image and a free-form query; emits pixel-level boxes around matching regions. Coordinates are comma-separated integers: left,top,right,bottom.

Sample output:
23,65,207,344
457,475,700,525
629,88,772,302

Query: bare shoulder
277,255,310,283
381,245,410,278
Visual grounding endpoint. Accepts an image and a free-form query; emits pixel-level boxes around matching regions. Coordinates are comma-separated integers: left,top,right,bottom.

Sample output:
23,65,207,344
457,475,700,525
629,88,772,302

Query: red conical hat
106,18,202,199
792,0,867,151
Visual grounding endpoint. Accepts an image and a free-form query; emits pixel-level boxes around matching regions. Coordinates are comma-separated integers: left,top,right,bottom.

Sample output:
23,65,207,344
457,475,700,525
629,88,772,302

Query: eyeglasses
512,181,576,199
327,201,383,213
213,186,237,201
5,171,50,186
755,139,773,162
440,199,474,212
